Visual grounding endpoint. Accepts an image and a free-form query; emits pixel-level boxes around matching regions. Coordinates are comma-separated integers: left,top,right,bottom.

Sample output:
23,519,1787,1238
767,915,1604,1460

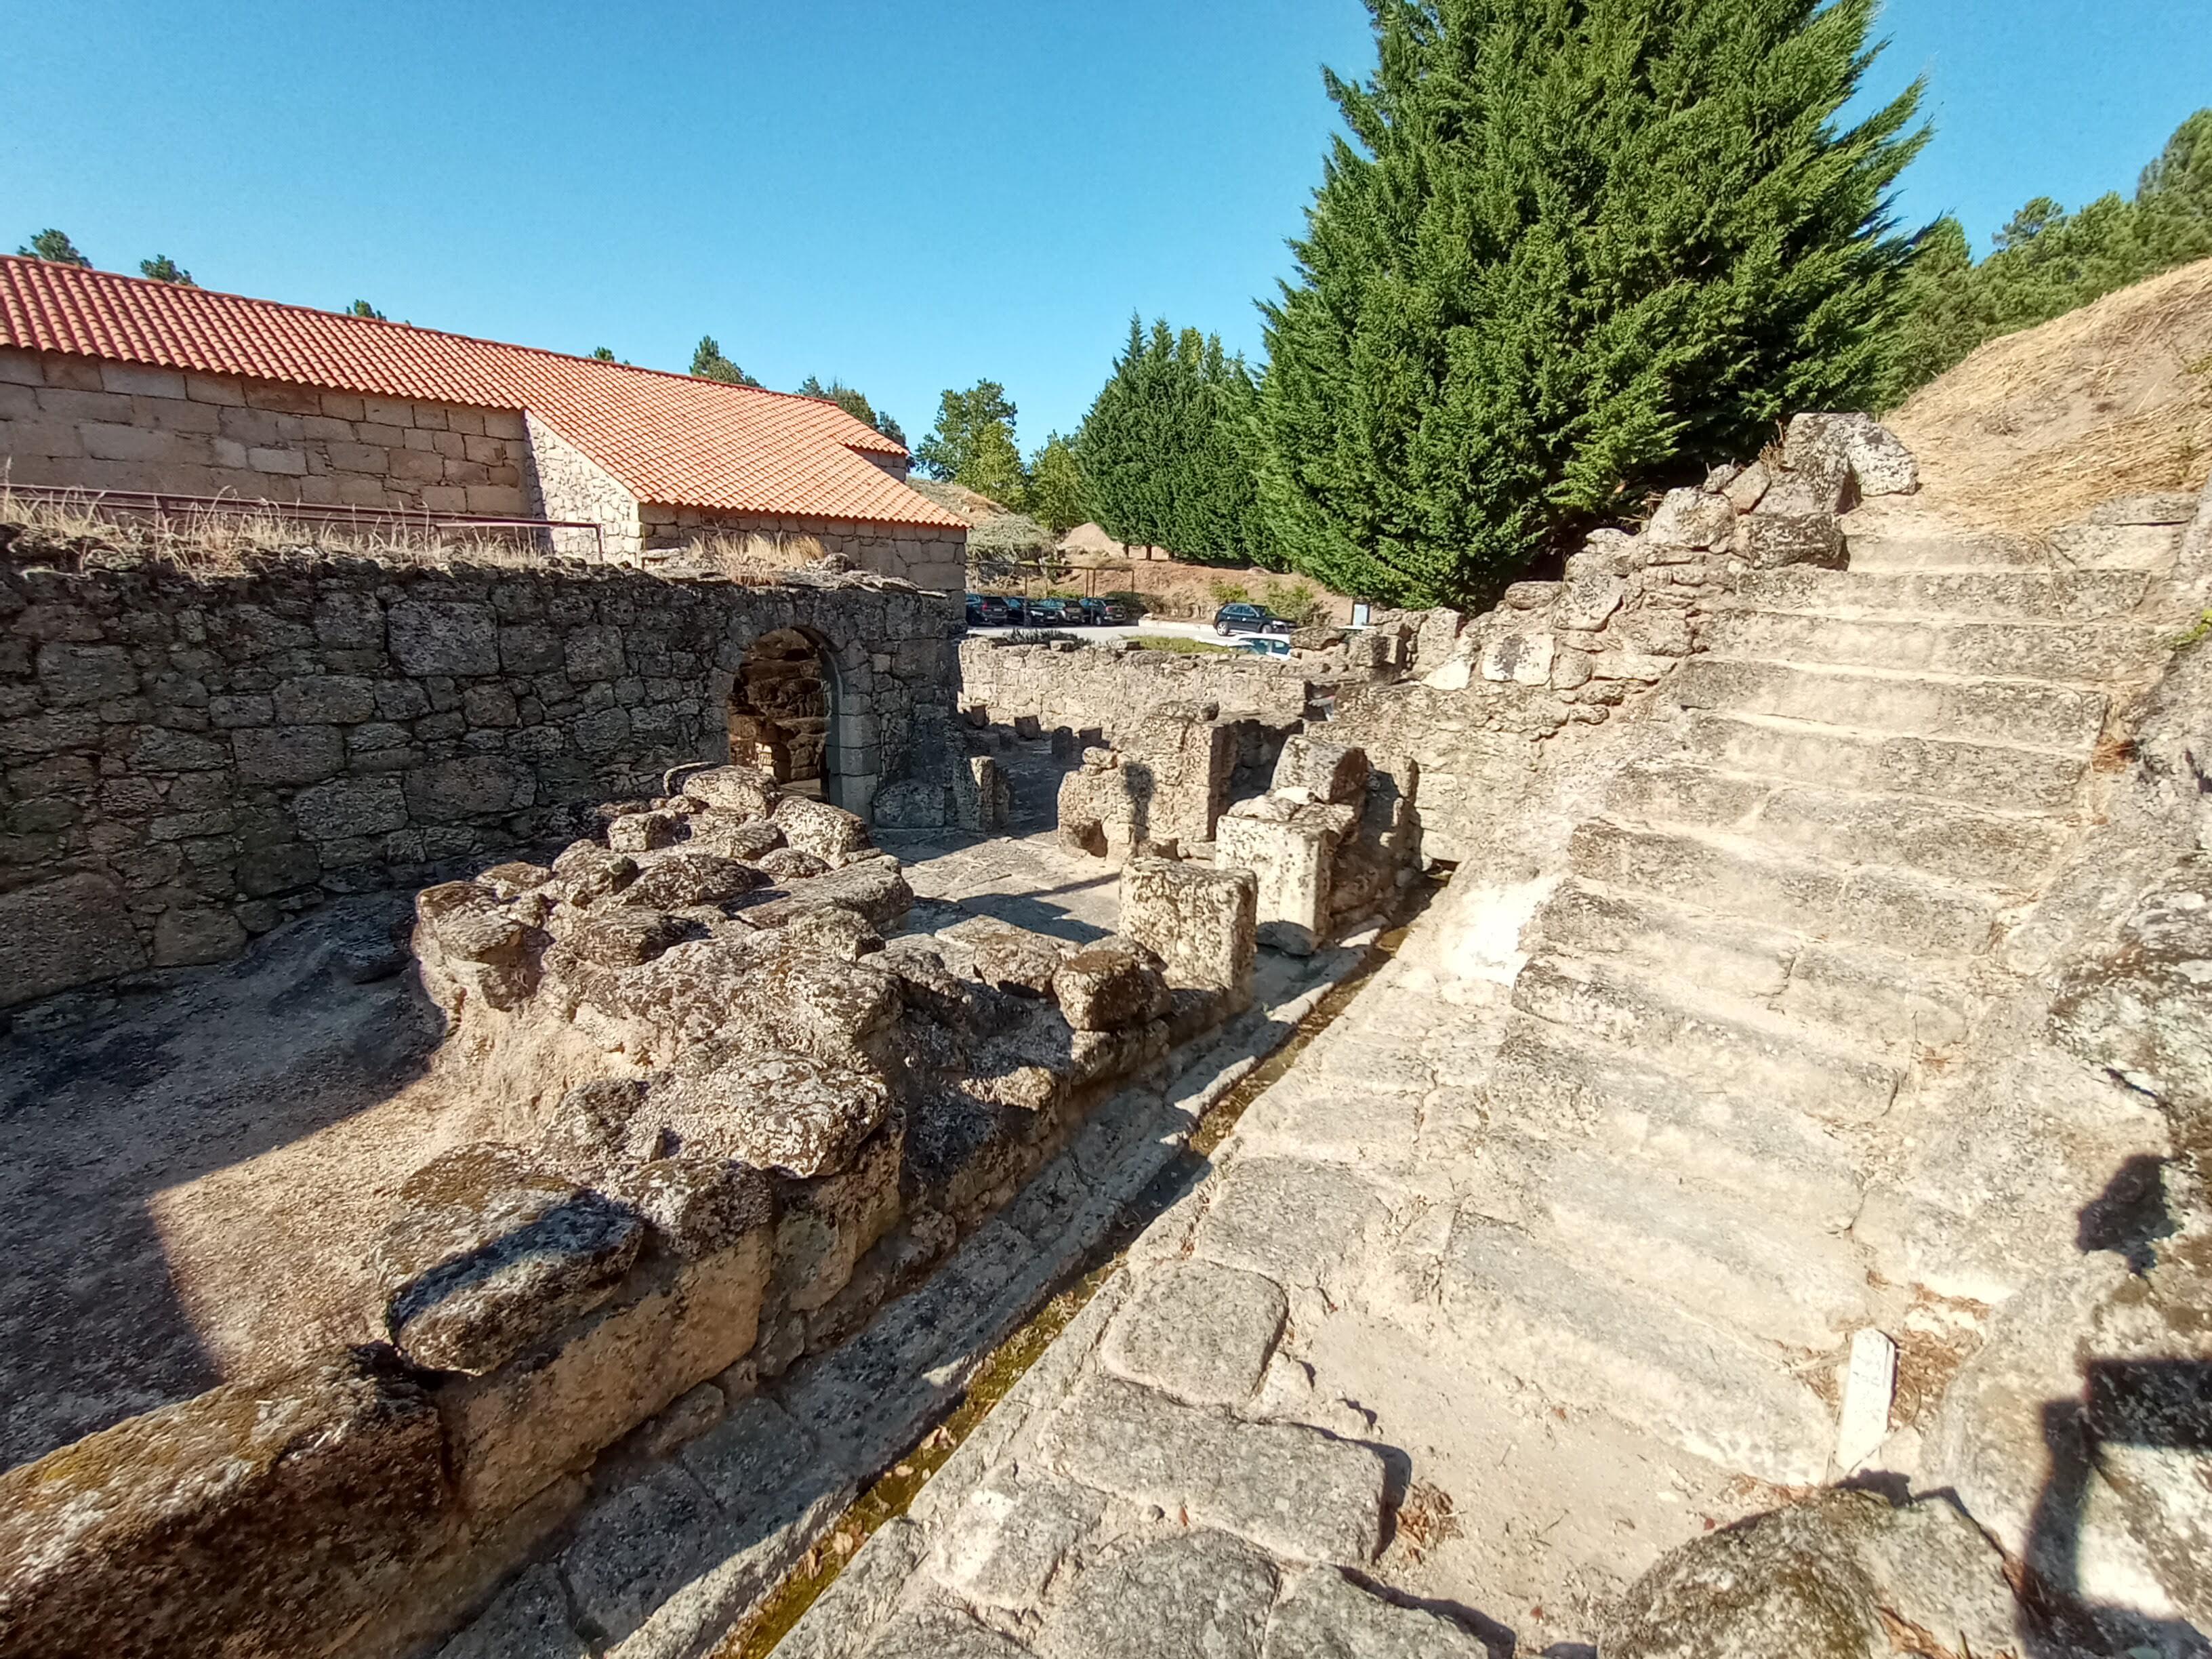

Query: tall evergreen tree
1258,0,1925,607
914,382,1028,504
692,335,762,387
1027,434,1090,534
16,229,91,266
796,375,907,447
1076,318,1270,565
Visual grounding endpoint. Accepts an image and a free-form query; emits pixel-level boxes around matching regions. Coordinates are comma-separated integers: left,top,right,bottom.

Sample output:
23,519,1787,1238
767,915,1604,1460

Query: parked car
1236,636,1292,659
1081,597,1134,625
1214,602,1293,637
1000,596,1029,626
1027,598,1071,626
972,594,1015,626
964,593,987,627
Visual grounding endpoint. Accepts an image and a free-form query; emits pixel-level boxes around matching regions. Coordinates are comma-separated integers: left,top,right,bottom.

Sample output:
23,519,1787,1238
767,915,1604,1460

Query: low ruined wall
642,506,966,596
0,541,956,1006
958,638,1317,743
0,346,531,518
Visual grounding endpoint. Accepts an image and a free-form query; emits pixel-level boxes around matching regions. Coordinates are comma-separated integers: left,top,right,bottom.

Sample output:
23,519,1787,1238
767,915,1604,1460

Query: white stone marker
1835,1328,1898,1473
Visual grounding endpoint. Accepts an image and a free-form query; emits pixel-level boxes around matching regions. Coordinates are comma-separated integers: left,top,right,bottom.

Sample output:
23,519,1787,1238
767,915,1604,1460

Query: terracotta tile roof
0,255,968,532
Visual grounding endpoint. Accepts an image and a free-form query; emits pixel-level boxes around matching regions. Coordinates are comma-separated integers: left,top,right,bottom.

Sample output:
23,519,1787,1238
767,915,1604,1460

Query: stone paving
772,871,1772,1658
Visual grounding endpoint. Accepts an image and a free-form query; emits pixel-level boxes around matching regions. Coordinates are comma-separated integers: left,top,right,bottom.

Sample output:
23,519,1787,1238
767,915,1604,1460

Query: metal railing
0,485,605,558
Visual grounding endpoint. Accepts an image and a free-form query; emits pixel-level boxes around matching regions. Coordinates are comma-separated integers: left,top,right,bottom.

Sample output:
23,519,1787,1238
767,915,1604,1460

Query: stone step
1607,760,2072,892
1468,1133,1875,1351
1672,657,2108,751
1841,532,2051,572
1511,950,1902,1125
1734,566,2151,623
1536,878,1973,1050
1488,1015,1867,1231
1434,1213,1836,1487
1569,817,2003,958
1704,608,2161,684
1681,711,2087,815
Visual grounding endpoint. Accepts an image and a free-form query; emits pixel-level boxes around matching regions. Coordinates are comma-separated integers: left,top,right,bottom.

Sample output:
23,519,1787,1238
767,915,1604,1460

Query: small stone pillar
1119,858,1256,1004
1215,798,1357,957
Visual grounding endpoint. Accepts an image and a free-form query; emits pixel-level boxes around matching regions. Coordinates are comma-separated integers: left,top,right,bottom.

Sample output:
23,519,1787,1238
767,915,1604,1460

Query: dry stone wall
958,638,1317,743
1329,413,1919,863
640,507,966,595
0,347,531,518
0,533,957,1007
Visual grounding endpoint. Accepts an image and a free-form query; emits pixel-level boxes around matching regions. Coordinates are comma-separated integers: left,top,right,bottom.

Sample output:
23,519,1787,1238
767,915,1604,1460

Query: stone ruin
0,754,1279,1657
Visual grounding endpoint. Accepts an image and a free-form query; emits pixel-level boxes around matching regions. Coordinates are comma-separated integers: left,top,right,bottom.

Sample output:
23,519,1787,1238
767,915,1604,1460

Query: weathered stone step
1512,951,1902,1125
1471,1134,1876,1351
1488,1015,1866,1231
1608,760,2071,891
1841,532,2051,572
1681,711,2087,815
1705,608,2161,684
1434,1213,1835,1486
1570,818,2002,958
1734,566,2150,622
1536,877,1973,1050
1673,657,2108,751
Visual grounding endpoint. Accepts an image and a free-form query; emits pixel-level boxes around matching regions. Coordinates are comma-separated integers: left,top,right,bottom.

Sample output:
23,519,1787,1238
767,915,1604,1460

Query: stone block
436,1231,773,1517
773,794,872,862
953,755,1010,832
1269,735,1370,806
1741,513,1846,570
232,724,347,786
314,590,385,649
1479,628,1554,685
375,1145,645,1374
431,1564,587,1659
388,600,501,676
558,1465,727,1648
1783,411,1919,499
36,640,137,707
274,674,377,725
295,775,411,841
405,756,537,823
1262,1568,1488,1658
640,1050,893,1180
1101,1259,1288,1406
0,1351,455,1659
1052,936,1170,1032
1120,857,1256,998
931,1467,1105,1612
1557,565,1630,628
1647,487,1737,550
0,869,147,1007
1043,1374,1386,1564
1040,1529,1279,1659
1216,796,1357,957
681,764,780,819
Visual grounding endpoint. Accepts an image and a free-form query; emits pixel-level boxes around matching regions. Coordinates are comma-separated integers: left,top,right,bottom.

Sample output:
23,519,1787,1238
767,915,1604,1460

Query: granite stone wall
0,348,531,517
0,540,956,1006
640,506,966,595
958,638,1318,744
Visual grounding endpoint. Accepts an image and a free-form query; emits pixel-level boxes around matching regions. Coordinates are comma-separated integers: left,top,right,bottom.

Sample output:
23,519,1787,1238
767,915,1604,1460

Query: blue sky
5,1,2207,448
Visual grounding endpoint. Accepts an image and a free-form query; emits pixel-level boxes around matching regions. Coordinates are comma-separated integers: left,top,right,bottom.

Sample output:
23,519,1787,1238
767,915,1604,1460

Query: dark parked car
964,593,986,627
1027,598,1071,626
1214,602,1292,637
1080,597,1134,625
970,594,1015,626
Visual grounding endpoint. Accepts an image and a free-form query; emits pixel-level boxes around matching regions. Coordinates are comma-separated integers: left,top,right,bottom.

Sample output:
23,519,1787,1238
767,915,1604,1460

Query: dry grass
676,529,824,586
1887,256,2212,533
0,484,545,573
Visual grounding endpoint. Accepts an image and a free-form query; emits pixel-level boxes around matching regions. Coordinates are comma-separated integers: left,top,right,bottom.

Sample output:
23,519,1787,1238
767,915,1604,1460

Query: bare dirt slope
1886,255,2212,532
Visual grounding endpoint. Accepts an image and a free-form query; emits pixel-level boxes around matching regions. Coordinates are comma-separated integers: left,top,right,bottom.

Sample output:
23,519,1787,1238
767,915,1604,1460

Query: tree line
903,9,2211,607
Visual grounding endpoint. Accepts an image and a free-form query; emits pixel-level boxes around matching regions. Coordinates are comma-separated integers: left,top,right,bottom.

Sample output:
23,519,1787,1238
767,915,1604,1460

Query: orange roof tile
0,256,968,533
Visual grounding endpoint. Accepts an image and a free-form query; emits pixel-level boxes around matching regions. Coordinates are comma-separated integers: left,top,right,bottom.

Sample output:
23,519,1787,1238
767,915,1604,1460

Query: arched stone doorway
729,628,834,800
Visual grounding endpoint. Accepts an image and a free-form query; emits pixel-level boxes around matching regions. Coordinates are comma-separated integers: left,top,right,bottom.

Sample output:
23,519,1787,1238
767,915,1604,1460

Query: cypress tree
1076,318,1271,565
1258,0,1925,607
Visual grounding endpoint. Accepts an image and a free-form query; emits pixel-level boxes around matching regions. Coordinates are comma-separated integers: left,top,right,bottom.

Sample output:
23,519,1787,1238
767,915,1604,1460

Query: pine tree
796,376,907,447
1076,318,1270,565
18,229,92,266
1027,434,1090,534
139,255,194,285
348,300,386,321
592,346,617,361
1879,108,2212,404
1258,0,1925,607
692,335,762,387
914,382,1027,504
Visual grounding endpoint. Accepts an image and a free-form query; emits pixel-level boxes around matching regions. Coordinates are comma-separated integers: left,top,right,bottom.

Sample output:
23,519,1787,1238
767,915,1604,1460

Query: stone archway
729,628,834,800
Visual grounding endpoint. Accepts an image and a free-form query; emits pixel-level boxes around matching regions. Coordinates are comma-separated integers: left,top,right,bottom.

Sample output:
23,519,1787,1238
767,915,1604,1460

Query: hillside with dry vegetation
1885,255,2212,531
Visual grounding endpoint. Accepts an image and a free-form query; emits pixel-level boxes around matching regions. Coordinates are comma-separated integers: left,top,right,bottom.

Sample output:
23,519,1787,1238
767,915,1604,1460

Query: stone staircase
1439,512,2179,1488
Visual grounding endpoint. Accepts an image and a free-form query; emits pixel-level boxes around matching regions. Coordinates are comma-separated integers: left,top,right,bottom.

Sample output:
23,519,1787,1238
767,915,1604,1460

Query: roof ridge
0,255,902,443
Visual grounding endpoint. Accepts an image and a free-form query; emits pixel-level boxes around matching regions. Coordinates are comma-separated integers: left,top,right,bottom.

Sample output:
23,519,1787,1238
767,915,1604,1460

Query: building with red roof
0,255,968,588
